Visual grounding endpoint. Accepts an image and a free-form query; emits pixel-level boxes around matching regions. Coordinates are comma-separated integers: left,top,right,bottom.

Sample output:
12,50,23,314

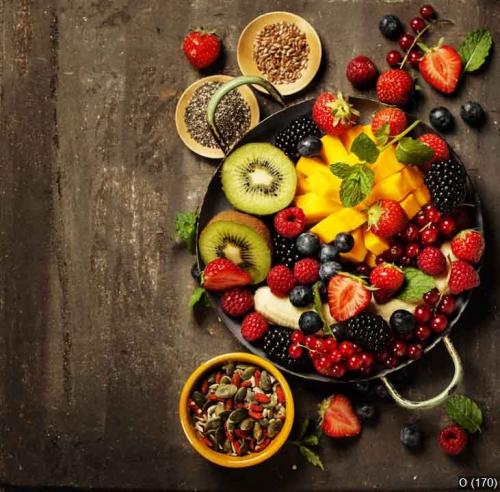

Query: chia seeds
184,81,251,149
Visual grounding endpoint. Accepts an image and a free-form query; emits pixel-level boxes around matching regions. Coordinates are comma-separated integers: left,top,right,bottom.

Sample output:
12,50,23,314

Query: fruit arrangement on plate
196,91,483,382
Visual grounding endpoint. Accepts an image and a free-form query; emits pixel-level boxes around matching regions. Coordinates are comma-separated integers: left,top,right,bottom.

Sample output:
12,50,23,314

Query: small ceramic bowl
237,11,322,96
179,352,295,468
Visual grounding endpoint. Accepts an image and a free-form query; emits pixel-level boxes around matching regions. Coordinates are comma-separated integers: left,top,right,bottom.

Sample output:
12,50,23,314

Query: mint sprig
330,162,375,207
375,123,390,146
458,29,493,73
395,137,434,165
188,286,210,309
291,417,325,470
175,211,198,254
397,267,436,303
444,394,483,433
350,132,380,163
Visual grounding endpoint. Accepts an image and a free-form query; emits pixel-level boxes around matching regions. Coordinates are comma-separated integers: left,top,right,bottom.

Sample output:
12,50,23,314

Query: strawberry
376,69,414,106
368,199,408,238
346,55,378,88
451,229,485,264
182,29,221,70
319,394,361,438
202,258,251,291
327,274,371,322
419,42,462,94
371,107,408,137
417,133,449,171
448,260,480,294
312,91,359,136
417,247,447,276
370,263,404,303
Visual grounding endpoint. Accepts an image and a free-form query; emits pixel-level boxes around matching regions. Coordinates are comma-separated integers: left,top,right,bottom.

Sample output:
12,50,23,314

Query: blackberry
273,234,301,269
425,159,467,213
346,312,391,352
275,116,321,161
262,325,307,370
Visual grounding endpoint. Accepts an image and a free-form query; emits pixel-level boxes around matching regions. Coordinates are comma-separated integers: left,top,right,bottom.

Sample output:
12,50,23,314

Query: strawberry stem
400,23,432,69
380,119,421,151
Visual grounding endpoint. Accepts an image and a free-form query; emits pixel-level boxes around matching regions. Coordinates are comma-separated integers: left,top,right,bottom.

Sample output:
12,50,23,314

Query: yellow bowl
179,352,295,468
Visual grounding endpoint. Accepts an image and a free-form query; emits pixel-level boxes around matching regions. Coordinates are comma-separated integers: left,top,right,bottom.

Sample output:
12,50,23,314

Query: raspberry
220,288,254,317
448,260,480,294
241,312,268,342
417,133,449,170
274,207,306,238
346,55,378,88
267,264,297,296
417,247,447,276
293,258,320,284
438,424,468,455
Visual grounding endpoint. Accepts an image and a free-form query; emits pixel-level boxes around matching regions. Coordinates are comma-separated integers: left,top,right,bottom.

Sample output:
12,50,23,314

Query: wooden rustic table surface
0,0,499,489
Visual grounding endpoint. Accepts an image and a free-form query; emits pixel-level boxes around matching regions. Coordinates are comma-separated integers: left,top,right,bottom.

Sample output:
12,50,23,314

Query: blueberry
331,323,347,341
400,424,422,449
356,403,377,422
319,261,342,281
289,285,314,307
299,311,323,334
191,262,202,283
355,381,372,396
374,383,390,400
335,232,354,253
319,244,339,263
318,281,328,303
379,14,403,40
296,232,320,257
390,309,416,336
297,135,322,157
429,107,455,132
460,101,486,127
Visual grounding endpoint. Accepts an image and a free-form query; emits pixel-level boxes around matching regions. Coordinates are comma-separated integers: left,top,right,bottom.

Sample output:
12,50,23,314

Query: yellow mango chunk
366,252,377,268
296,171,311,194
334,208,368,230
341,125,364,151
371,171,412,202
305,172,341,201
320,135,349,165
296,156,328,177
364,229,390,255
341,228,367,263
372,146,405,182
295,193,341,224
400,193,421,219
414,185,431,206
310,213,350,243
401,166,425,190
362,124,376,140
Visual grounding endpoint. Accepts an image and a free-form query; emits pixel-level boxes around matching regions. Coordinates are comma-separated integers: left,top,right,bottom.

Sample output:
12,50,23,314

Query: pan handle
380,335,463,410
206,75,285,155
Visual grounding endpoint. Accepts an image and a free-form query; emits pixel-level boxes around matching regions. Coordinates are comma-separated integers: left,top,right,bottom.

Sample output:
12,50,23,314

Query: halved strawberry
327,274,371,322
419,42,462,94
202,258,251,291
319,394,361,438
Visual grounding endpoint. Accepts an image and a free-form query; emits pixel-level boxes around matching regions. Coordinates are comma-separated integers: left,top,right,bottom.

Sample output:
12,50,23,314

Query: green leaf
444,395,483,433
397,267,436,303
458,29,493,73
298,418,311,440
375,123,390,146
313,282,332,336
298,445,325,471
395,137,434,165
188,286,207,309
350,133,380,164
302,434,319,447
338,164,375,208
330,162,354,179
175,211,198,254
356,164,375,196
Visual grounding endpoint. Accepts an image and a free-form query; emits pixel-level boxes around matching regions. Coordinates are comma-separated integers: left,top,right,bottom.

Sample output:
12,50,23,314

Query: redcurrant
415,304,432,323
392,339,407,358
430,314,448,333
399,33,415,51
348,355,364,370
420,225,439,245
420,4,436,19
410,17,426,33
339,341,355,358
331,362,347,378
291,331,305,344
408,343,423,359
439,215,456,236
438,295,457,316
289,343,304,359
415,325,431,341
423,288,440,305
386,50,403,68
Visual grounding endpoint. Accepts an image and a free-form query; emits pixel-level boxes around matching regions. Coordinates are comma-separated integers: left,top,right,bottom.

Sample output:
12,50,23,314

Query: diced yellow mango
341,125,364,151
334,207,368,231
341,228,367,263
310,213,350,243
296,156,328,177
372,146,405,182
401,166,424,190
414,185,431,206
400,193,421,219
295,193,341,224
366,252,377,268
305,172,341,201
320,135,349,165
364,229,390,255
296,171,311,194
371,171,413,202
362,124,376,141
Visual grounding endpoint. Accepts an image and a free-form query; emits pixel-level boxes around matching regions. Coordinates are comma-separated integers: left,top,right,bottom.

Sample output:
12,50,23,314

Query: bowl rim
178,352,295,468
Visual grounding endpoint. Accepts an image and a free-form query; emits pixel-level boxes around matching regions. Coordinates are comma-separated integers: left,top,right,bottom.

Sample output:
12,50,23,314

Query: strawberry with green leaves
368,199,408,238
312,91,359,136
370,263,404,303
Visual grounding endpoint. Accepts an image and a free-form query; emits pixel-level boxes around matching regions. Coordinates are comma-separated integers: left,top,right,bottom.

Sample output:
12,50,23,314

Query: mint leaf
395,137,434,165
356,163,375,196
298,418,311,440
397,267,436,303
302,434,319,447
339,164,375,207
458,29,493,73
350,133,380,164
175,211,198,254
313,282,332,336
330,162,354,179
444,395,483,433
188,286,208,309
375,123,390,146
298,445,325,471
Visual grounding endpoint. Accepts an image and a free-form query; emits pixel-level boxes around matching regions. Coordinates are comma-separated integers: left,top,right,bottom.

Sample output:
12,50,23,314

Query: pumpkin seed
241,366,255,380
209,433,219,448
218,410,231,420
215,425,225,446
259,371,272,392
224,363,235,376
263,393,278,408
253,421,262,441
219,375,232,385
228,407,248,423
205,417,221,431
191,391,206,408
240,418,255,431
234,387,247,402
207,374,215,384
214,402,225,417
215,384,237,399
267,418,283,438
259,418,269,427
223,439,232,453
236,364,249,370
227,420,236,432
240,440,248,454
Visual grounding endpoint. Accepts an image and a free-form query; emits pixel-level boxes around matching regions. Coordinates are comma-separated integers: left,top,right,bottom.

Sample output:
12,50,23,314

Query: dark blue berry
374,383,390,400
289,285,314,307
460,101,486,127
299,311,323,334
296,232,320,257
331,323,347,341
355,381,372,396
335,232,354,253
319,261,342,281
379,14,403,40
319,281,328,302
191,262,202,282
319,244,339,263
390,309,416,336
400,424,422,449
297,135,322,157
356,403,377,422
429,107,454,132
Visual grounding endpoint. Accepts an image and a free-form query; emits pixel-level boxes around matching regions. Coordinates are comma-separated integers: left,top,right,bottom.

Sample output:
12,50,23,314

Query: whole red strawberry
439,424,468,455
368,200,408,238
448,260,480,294
419,43,462,94
241,312,268,341
319,394,361,438
220,288,254,317
346,55,378,88
417,246,447,276
371,107,408,137
451,229,485,264
312,91,360,136
370,263,404,303
417,133,450,171
376,69,414,106
274,207,305,238
293,258,320,284
182,29,221,69
267,264,296,297
203,258,252,291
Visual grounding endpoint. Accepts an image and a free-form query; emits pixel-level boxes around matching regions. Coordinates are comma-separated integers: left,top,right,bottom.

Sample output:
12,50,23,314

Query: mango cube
296,156,328,177
372,146,405,182
340,228,367,263
296,171,311,194
364,229,390,256
400,193,421,219
401,166,425,190
295,193,341,224
414,185,431,206
366,252,377,268
371,171,412,202
341,125,364,151
320,135,349,165
306,172,341,201
334,207,368,230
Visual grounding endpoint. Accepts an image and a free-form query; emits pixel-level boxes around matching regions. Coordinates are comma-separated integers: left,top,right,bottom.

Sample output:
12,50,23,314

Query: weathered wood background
0,0,499,489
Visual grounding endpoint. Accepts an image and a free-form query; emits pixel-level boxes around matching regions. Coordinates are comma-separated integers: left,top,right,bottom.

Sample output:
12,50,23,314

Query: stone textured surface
0,0,499,489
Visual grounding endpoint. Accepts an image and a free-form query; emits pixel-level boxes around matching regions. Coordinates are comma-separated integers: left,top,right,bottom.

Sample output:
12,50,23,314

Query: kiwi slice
199,220,271,283
221,143,297,215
